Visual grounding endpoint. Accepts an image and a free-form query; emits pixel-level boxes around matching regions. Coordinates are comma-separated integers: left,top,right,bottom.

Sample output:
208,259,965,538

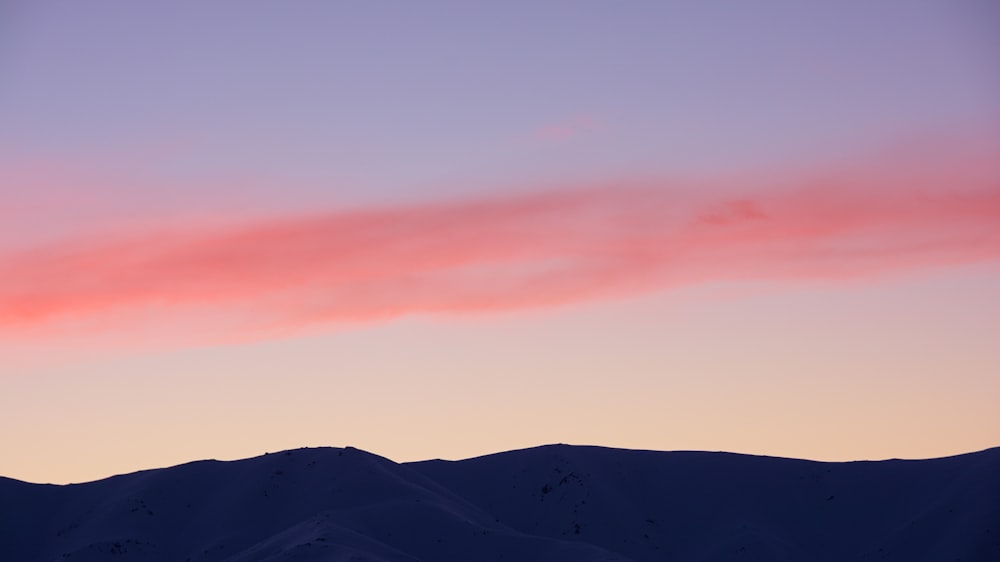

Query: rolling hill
2,444,998,561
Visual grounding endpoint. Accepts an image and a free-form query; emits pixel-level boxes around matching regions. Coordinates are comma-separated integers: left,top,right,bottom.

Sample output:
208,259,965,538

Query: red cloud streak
2,143,999,342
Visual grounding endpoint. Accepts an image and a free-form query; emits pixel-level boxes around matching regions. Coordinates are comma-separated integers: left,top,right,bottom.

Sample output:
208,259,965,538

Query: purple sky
1,1,998,483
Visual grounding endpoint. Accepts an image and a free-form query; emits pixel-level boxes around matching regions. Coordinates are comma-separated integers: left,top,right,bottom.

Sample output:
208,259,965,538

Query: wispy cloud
2,136,998,344
531,115,598,142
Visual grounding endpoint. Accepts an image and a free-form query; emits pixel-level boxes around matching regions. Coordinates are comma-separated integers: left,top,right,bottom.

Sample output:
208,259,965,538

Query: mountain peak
2,445,998,561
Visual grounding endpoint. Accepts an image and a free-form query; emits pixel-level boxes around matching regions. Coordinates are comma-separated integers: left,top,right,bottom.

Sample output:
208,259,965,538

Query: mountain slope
2,445,998,561
412,445,1000,561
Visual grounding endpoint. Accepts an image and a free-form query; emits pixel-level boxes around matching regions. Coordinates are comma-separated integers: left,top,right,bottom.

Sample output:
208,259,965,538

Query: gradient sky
2,1,999,484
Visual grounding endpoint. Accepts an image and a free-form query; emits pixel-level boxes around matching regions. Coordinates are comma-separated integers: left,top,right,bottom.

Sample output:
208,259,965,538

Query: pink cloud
1,136,998,345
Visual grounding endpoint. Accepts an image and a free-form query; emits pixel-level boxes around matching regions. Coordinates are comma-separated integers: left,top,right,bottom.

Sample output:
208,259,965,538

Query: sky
1,0,998,484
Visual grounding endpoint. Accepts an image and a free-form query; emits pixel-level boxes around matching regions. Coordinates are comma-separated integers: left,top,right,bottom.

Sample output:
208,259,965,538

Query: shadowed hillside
2,445,998,561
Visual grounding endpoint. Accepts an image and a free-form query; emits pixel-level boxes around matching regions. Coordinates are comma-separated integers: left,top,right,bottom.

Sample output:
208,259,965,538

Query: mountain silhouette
2,444,998,561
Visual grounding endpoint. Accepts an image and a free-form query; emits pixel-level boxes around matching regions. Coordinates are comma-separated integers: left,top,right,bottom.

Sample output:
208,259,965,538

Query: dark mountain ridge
2,445,998,561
